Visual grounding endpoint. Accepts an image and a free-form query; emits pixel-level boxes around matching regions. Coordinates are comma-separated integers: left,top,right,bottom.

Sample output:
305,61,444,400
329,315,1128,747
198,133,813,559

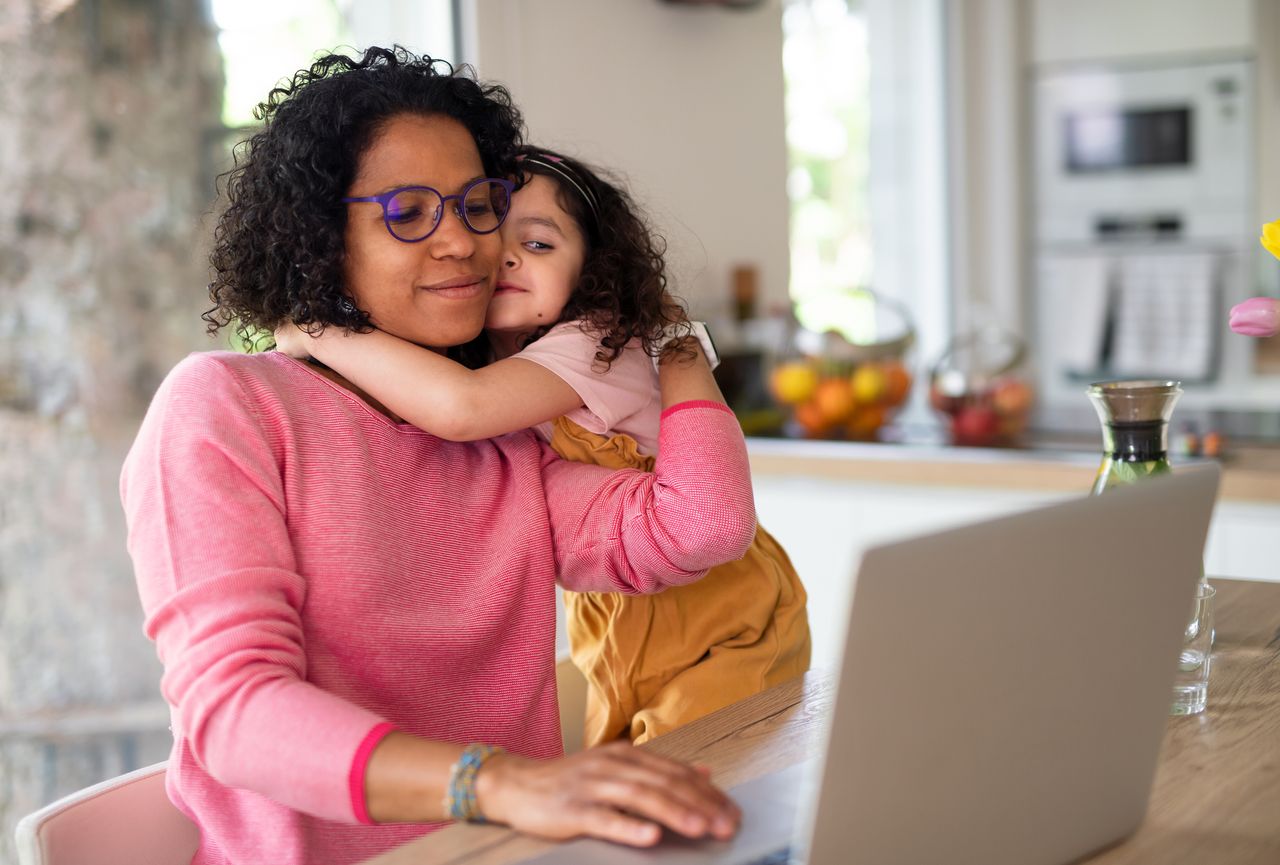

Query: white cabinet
1029,0,1254,65
753,475,1280,670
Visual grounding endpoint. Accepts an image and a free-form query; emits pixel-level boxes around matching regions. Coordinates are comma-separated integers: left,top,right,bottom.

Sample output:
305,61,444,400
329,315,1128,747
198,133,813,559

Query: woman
121,47,752,865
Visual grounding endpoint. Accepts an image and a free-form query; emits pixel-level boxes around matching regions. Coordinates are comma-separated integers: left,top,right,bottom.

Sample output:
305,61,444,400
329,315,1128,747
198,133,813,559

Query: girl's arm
543,341,757,594
275,325,583,440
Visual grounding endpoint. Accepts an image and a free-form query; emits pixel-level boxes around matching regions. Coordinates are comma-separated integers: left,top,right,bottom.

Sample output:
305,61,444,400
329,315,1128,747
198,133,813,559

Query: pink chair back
14,761,199,865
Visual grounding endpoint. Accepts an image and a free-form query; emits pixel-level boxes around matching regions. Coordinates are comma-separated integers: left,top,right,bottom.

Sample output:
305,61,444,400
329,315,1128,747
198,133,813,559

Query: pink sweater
120,351,755,865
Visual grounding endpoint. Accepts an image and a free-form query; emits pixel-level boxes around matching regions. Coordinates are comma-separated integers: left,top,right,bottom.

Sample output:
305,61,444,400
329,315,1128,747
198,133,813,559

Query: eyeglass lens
384,180,510,242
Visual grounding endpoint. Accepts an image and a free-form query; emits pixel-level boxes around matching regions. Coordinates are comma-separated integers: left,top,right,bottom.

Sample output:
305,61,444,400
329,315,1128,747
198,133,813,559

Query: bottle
1087,380,1181,495
1088,379,1209,598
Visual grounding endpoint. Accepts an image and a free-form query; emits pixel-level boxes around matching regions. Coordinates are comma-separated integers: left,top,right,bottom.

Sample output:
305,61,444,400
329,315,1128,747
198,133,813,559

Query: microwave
1033,59,1252,245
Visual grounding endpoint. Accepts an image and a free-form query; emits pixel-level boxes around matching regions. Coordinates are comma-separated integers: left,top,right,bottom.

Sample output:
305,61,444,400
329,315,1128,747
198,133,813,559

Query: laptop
523,465,1220,865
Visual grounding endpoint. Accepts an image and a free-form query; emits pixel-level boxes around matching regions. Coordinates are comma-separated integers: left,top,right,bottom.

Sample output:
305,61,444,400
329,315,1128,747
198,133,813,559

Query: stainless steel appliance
1031,58,1255,413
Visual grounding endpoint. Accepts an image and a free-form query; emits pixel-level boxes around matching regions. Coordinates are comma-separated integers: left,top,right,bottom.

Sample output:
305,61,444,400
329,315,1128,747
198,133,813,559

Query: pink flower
1229,297,1280,338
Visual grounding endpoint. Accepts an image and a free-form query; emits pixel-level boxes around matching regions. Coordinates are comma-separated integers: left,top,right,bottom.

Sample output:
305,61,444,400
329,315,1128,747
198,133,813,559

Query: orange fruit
812,377,858,424
880,361,912,406
794,400,834,438
989,377,1033,417
847,404,886,439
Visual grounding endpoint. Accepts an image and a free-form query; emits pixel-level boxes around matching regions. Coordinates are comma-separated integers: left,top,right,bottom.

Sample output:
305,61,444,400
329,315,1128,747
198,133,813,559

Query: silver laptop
526,466,1220,865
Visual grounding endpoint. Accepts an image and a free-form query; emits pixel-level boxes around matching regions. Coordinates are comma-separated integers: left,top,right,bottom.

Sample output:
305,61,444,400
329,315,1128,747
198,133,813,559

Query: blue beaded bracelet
443,743,504,823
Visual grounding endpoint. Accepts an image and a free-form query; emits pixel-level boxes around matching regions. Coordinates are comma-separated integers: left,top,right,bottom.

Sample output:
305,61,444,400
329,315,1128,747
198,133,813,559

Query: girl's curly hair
205,46,523,355
515,146,691,369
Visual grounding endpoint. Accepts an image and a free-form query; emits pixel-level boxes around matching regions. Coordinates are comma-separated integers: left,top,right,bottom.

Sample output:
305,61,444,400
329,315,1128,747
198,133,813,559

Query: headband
518,153,601,226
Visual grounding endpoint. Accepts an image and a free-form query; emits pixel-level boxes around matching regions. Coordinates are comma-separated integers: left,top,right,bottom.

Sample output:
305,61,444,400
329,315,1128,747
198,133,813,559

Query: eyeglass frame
342,177,516,243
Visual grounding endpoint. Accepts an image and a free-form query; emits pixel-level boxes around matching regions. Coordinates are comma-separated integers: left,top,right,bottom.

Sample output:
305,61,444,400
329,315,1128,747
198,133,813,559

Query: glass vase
1086,380,1182,495
1088,379,1209,605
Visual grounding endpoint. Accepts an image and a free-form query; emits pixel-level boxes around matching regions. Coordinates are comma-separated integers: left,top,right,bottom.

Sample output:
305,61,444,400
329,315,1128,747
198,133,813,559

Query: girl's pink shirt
119,351,755,865
515,321,661,454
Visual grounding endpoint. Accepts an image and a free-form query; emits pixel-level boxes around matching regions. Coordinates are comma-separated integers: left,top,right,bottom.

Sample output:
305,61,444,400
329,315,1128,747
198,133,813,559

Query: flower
1229,297,1280,338
1262,220,1280,260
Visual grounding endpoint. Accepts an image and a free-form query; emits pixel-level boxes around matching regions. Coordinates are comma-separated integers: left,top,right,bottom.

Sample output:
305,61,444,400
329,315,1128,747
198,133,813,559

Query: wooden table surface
362,578,1280,865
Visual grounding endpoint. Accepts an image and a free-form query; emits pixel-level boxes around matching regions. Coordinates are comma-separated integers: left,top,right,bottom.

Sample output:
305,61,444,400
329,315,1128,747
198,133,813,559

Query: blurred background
3,0,1280,857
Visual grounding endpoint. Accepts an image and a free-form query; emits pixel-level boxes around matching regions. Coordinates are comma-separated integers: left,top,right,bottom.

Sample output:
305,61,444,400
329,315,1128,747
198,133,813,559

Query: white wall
945,0,1026,339
463,0,790,319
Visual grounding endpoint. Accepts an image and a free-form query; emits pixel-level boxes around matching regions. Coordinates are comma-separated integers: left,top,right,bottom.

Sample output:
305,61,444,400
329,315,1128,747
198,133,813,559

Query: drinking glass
1171,583,1215,716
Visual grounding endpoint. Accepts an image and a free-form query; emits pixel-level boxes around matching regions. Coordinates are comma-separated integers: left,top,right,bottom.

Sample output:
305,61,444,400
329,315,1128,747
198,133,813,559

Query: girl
277,146,811,746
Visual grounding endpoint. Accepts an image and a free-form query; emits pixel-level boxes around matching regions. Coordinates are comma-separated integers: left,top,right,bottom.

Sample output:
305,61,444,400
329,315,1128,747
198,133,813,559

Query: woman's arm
123,355,397,822
275,325,582,440
364,733,738,845
124,354,737,843
543,341,757,594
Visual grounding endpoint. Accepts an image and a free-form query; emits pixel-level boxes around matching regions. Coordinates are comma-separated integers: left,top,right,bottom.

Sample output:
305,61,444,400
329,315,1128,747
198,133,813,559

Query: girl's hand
1230,297,1280,338
475,741,740,847
274,323,316,359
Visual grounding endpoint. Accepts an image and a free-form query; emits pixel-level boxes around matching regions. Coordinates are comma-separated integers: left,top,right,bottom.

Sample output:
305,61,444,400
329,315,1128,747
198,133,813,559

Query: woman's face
343,113,501,350
485,174,587,338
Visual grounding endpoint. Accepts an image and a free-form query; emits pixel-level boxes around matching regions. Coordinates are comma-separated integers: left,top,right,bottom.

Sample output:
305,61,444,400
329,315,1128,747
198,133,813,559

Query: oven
1031,58,1255,411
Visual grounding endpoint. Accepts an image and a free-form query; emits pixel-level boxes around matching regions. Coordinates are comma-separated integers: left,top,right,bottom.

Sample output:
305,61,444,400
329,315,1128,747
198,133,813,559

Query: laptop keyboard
744,845,794,865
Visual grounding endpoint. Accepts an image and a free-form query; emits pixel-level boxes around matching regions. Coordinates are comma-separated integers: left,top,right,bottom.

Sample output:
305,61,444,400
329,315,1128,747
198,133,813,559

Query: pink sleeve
120,354,390,824
515,323,654,435
542,401,757,593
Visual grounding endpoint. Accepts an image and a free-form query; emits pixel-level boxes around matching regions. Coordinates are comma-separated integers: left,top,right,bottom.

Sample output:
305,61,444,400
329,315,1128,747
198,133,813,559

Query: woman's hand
475,741,741,847
273,322,316,359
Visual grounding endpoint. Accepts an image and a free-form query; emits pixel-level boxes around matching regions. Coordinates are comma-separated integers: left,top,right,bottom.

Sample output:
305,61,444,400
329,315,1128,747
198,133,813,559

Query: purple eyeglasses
342,177,515,243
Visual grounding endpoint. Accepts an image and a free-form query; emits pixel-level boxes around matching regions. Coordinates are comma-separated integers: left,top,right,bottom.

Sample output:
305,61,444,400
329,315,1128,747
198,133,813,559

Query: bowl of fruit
928,329,1034,446
768,290,915,441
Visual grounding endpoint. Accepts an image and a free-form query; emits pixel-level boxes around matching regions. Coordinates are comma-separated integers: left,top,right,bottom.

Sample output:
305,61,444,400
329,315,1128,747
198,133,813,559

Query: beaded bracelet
443,743,504,823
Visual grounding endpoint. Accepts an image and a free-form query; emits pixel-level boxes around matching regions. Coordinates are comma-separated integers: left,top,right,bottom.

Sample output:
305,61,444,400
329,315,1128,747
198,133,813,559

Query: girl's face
485,174,587,339
342,112,501,350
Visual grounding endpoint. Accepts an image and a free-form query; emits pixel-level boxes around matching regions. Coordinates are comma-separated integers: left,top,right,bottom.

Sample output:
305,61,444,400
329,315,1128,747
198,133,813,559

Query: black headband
519,153,601,226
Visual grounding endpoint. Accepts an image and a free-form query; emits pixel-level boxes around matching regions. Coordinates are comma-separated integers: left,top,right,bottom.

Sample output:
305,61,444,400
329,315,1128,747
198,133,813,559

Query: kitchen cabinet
746,439,1280,669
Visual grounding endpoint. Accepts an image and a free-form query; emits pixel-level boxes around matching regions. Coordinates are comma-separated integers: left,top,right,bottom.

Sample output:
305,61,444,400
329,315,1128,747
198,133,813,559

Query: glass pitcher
1088,378,1209,606
1086,380,1182,495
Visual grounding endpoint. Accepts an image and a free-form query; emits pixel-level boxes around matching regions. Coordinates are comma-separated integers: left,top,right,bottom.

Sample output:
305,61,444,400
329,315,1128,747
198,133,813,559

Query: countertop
745,433,1280,503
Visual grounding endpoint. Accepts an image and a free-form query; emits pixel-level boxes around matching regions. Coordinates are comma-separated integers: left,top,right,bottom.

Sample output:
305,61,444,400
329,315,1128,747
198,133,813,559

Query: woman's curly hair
204,46,523,354
515,146,691,369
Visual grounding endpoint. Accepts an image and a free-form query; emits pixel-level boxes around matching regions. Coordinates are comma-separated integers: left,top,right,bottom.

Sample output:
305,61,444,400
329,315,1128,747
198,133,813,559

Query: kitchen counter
746,435,1280,503
744,434,1279,656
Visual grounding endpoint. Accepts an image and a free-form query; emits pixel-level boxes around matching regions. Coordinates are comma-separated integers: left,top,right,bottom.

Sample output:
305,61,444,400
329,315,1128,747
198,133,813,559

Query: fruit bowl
928,329,1034,446
768,291,915,441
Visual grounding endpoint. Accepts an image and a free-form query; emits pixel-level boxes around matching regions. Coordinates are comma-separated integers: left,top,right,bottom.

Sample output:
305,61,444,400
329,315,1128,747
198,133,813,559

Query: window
212,0,458,128
782,0,949,422
783,0,872,340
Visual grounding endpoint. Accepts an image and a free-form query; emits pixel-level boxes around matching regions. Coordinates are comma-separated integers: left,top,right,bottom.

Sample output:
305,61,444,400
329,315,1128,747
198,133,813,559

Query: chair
13,672,584,864
556,654,589,754
14,761,199,865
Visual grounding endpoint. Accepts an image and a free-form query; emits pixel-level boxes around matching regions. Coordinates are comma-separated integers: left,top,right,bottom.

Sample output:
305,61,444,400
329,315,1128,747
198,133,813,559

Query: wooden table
363,578,1280,865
